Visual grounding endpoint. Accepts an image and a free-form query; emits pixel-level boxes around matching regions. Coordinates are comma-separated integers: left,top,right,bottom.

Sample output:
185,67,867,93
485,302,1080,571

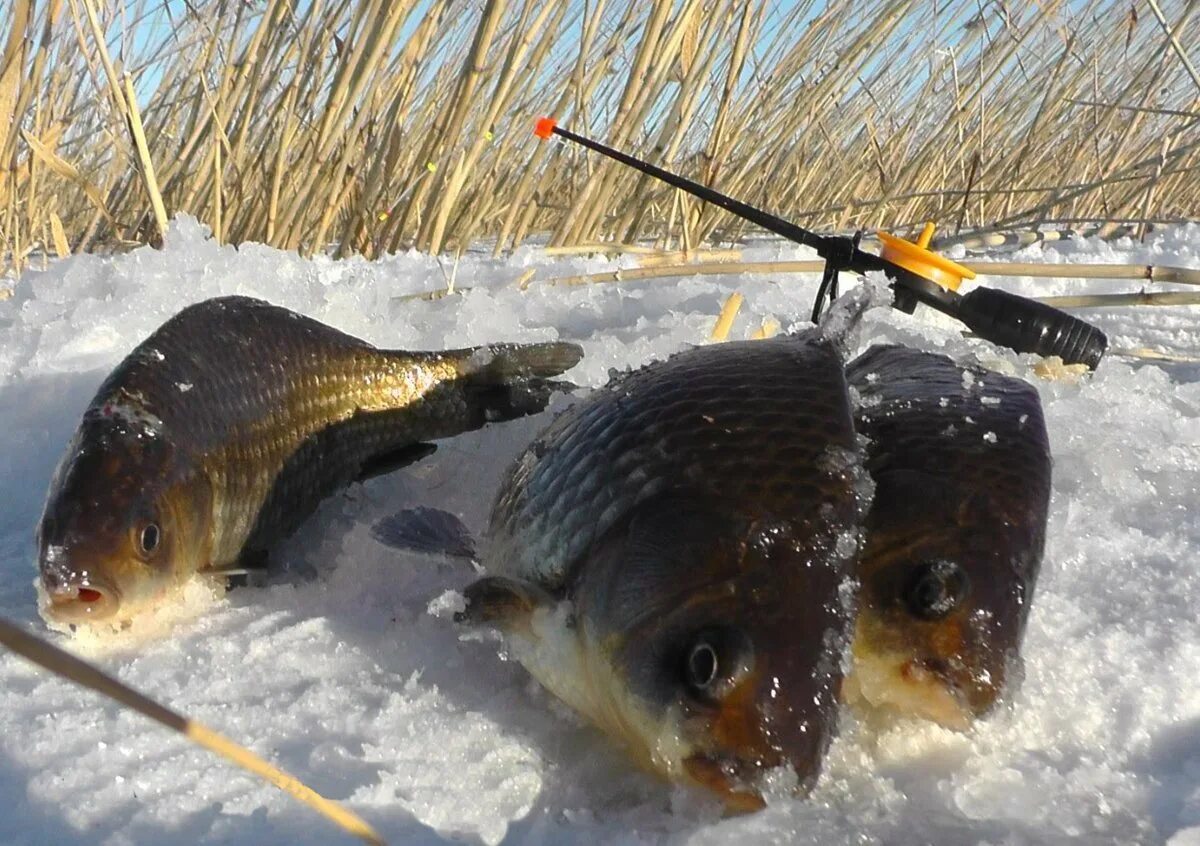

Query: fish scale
487,332,863,592
37,295,581,624
175,318,427,564
849,345,1049,539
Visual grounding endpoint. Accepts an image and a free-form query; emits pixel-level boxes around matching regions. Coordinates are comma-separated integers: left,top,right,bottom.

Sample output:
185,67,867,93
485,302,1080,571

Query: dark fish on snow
843,344,1051,729
37,296,582,626
381,329,871,809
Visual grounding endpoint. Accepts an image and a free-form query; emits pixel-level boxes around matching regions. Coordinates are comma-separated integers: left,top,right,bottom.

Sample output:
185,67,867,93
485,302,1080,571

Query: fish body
844,344,1051,728
463,331,869,808
37,296,581,625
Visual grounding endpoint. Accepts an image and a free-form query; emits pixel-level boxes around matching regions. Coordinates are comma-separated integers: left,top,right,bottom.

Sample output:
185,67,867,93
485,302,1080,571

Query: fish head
847,475,1044,729
36,410,211,624
573,496,854,810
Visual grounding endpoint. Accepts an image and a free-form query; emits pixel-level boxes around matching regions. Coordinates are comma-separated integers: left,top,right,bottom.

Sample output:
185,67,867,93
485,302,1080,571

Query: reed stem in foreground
0,617,385,846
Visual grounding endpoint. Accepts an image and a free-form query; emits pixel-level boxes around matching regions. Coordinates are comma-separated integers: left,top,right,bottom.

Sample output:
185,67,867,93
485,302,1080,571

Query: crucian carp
843,345,1051,729
375,297,1052,804
382,328,872,809
37,296,582,627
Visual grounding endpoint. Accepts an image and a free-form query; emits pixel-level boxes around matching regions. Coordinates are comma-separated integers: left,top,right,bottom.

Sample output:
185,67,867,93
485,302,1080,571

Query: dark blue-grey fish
843,345,1051,728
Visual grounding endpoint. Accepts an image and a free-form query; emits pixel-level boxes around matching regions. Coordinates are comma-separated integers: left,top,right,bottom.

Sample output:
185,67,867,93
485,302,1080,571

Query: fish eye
687,642,719,690
903,560,969,621
139,523,161,555
682,627,753,701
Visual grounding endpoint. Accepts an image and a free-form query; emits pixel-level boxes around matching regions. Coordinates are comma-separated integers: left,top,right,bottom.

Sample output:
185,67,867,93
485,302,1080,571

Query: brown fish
36,296,582,626
843,344,1051,728
382,330,871,809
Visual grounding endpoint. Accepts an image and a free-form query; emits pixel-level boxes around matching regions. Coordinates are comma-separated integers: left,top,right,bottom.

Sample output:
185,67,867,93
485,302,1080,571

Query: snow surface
1,216,1199,845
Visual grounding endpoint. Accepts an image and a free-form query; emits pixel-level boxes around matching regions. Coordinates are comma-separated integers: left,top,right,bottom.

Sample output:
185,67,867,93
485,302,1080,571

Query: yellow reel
876,222,976,292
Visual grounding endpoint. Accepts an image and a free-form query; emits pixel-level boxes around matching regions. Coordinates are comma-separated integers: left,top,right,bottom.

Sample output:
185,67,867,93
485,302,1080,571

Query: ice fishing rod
533,118,1108,369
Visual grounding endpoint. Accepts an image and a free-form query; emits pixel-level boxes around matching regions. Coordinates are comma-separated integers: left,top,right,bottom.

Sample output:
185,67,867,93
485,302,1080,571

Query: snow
1,215,1199,845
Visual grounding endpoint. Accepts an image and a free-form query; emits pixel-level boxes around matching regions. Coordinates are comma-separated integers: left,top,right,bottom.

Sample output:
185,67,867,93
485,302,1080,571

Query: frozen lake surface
1,218,1198,845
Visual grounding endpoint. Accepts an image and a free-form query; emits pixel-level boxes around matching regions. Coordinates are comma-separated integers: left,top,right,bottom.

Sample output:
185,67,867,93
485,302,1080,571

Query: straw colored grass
392,255,1200,304
1,0,1198,270
710,291,744,341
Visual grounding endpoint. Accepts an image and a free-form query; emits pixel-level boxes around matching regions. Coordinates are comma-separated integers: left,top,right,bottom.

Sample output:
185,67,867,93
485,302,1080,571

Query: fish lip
39,578,122,623
681,752,767,812
848,650,979,730
900,657,978,729
921,655,1007,716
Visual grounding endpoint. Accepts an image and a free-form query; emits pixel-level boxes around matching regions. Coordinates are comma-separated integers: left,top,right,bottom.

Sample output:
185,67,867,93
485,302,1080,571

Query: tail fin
381,340,580,444
465,378,575,425
451,340,582,429
456,341,583,381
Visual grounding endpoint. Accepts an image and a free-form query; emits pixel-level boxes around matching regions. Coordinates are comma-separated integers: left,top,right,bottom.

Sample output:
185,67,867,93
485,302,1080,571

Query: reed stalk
0,617,384,846
2,0,1198,259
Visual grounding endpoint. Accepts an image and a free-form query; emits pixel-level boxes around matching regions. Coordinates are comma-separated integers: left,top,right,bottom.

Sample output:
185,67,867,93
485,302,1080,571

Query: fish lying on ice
37,295,582,626
843,344,1051,729
381,329,871,809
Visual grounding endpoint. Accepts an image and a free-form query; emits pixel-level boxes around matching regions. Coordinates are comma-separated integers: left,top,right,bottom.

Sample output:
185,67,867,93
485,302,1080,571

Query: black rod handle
955,287,1107,369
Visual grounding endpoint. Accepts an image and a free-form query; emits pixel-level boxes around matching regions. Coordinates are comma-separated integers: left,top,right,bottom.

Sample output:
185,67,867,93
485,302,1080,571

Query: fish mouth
39,579,122,623
681,753,767,812
845,651,976,731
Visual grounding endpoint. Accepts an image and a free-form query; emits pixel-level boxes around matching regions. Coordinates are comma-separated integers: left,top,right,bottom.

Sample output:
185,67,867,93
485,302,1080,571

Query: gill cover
37,404,210,622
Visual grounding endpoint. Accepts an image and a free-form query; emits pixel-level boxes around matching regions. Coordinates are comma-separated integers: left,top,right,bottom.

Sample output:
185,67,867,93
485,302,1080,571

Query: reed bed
1,0,1198,273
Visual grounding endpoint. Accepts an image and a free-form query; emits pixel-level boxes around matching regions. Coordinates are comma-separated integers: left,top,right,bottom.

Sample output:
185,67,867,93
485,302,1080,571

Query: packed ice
0,216,1198,844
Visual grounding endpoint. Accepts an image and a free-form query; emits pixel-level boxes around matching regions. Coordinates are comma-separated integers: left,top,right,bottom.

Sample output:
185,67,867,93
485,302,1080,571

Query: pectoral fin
371,507,477,560
457,575,553,633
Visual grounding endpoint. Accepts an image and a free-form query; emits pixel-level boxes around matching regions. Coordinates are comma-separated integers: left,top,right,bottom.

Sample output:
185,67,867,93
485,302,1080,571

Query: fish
842,344,1051,729
36,295,583,626
380,329,871,809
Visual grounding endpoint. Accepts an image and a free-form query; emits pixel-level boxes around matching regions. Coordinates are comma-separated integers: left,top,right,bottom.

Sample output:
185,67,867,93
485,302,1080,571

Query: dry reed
1,0,1198,271
710,290,744,340
530,258,1200,290
0,616,385,845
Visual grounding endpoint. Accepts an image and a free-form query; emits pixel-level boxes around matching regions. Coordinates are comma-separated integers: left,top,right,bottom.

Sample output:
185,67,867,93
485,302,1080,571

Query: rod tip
533,117,557,140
